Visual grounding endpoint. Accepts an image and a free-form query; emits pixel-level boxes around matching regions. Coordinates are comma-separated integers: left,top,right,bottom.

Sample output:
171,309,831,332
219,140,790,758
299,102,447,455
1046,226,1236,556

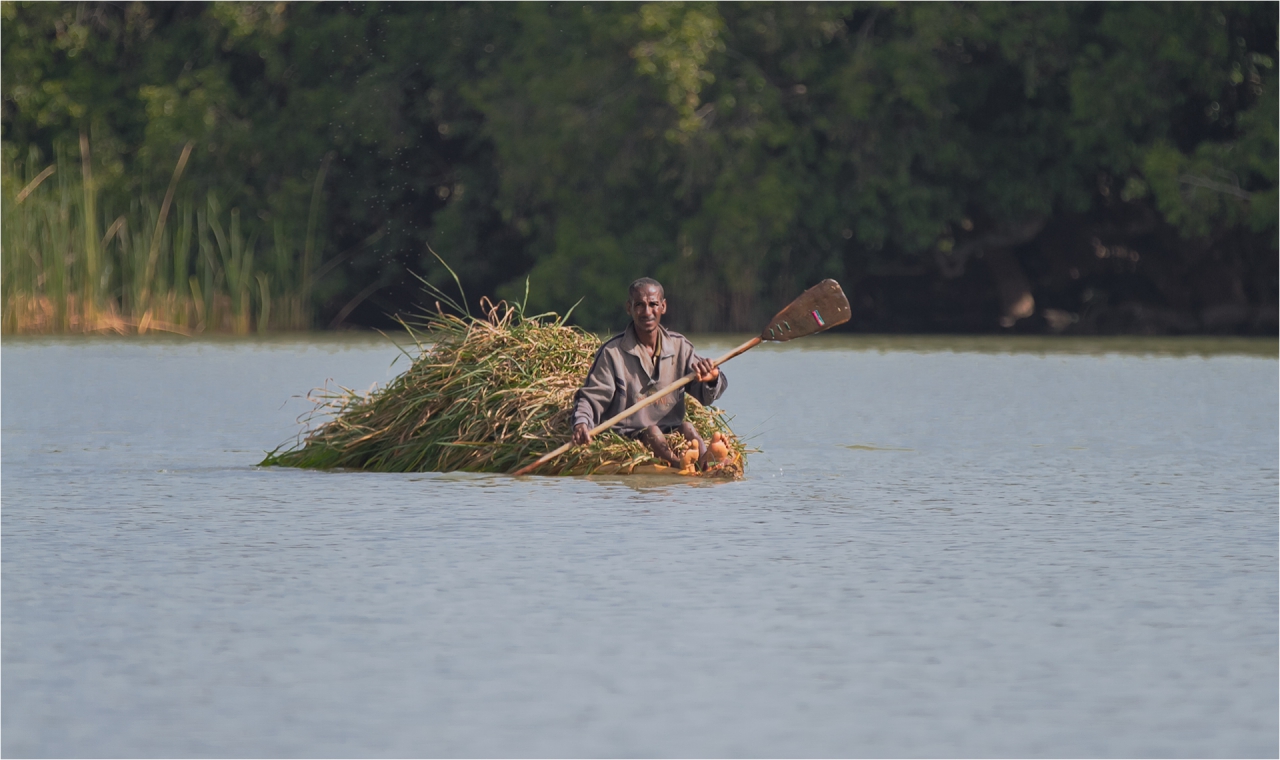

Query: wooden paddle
511,279,852,476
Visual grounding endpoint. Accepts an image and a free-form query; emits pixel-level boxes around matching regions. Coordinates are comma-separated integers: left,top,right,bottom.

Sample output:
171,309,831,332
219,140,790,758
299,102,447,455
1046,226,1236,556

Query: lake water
3,335,1276,757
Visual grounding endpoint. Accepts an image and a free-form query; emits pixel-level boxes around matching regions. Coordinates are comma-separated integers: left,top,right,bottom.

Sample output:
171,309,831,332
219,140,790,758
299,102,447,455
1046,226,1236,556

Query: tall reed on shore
2,141,317,335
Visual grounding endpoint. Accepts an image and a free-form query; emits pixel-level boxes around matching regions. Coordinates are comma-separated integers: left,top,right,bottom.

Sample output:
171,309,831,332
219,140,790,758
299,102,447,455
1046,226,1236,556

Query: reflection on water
843,444,914,451
2,336,1276,757
695,332,1278,357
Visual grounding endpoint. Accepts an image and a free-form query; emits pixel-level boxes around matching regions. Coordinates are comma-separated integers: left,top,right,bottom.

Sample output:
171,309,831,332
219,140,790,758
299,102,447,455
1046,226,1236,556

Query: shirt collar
623,322,675,359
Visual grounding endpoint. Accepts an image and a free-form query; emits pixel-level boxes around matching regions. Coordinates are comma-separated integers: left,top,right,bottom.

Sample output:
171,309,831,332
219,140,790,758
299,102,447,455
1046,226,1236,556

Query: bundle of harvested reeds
261,299,746,478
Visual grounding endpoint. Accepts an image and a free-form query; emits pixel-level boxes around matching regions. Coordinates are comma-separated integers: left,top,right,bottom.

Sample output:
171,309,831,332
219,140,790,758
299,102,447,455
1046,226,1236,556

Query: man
572,277,726,468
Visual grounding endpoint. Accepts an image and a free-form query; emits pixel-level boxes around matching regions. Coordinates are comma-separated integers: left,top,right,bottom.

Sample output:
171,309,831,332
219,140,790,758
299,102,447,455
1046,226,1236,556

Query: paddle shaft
512,335,762,476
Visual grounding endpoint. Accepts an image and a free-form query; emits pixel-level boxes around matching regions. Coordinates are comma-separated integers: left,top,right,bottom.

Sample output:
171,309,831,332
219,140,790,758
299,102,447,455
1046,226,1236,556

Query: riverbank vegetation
2,140,322,334
261,296,745,476
3,3,1276,335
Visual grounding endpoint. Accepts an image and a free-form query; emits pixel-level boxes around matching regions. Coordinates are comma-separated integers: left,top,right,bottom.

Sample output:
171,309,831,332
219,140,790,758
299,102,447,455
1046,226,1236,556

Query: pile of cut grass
260,299,746,477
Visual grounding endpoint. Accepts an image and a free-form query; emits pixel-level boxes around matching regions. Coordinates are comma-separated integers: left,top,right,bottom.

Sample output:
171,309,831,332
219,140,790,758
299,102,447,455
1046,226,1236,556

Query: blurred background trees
3,1,1275,334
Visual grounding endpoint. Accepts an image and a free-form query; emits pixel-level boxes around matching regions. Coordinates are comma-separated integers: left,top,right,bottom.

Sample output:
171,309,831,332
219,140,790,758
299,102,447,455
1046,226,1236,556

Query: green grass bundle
260,299,746,477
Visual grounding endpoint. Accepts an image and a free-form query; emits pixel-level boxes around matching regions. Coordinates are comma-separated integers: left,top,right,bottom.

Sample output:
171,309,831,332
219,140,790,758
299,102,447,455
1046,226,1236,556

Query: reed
261,297,747,478
1,142,317,335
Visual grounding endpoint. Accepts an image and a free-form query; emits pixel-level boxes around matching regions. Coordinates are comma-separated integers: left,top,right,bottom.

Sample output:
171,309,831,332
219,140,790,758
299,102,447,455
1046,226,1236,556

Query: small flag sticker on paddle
811,309,825,327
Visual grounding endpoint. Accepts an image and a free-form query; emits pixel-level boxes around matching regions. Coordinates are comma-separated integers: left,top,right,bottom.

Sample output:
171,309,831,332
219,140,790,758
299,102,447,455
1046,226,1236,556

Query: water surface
3,335,1276,757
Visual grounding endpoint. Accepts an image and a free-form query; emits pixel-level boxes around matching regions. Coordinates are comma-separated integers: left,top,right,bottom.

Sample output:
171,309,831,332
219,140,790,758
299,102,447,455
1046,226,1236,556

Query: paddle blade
759,279,851,342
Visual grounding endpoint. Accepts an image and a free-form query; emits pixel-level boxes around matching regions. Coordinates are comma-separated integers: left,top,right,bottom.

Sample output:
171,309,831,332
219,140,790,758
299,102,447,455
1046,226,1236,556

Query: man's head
626,277,666,335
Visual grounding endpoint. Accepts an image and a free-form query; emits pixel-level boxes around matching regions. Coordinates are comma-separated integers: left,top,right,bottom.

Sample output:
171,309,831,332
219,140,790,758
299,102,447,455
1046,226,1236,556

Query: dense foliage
4,2,1275,333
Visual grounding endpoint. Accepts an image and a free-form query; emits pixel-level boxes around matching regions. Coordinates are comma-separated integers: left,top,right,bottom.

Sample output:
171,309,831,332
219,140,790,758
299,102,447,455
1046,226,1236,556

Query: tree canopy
4,2,1275,333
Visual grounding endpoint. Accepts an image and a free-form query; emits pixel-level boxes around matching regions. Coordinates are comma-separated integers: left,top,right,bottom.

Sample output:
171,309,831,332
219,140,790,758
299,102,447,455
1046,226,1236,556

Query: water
3,335,1276,757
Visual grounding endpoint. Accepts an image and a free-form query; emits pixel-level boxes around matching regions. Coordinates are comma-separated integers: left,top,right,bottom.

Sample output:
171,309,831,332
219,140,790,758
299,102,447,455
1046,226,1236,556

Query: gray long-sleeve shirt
572,323,727,436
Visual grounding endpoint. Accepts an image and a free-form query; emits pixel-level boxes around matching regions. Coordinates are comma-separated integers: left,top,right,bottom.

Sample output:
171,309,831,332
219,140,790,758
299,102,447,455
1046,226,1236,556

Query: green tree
4,2,1275,333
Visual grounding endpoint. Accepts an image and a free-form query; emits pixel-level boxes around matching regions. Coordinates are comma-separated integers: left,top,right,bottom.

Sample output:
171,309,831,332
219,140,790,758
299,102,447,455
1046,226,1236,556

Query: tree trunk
984,248,1035,327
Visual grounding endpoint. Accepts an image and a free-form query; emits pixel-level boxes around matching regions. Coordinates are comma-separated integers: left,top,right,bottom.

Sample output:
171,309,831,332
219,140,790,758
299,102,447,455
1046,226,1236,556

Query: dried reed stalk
261,300,746,477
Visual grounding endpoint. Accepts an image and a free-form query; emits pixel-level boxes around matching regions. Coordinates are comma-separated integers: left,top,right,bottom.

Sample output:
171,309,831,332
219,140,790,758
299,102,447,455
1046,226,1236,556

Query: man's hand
692,357,719,383
572,423,593,446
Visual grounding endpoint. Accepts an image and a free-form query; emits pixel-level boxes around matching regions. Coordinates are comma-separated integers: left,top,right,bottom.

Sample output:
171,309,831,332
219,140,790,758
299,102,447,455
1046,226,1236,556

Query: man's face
626,285,666,333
